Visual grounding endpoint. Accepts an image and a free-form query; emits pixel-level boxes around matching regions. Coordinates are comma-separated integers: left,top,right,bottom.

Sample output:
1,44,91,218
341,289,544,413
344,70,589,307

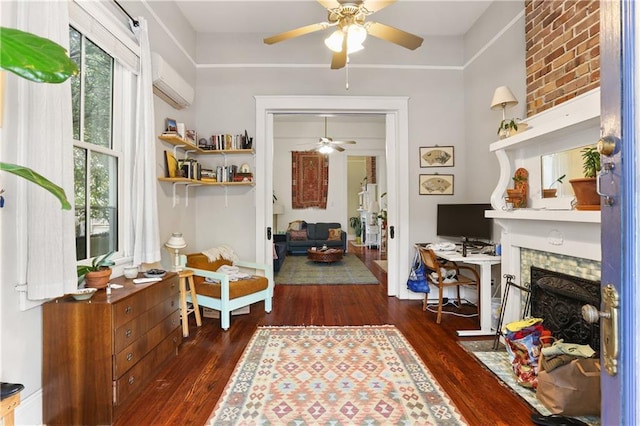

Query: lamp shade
165,232,186,249
273,202,285,215
490,86,518,110
324,25,367,54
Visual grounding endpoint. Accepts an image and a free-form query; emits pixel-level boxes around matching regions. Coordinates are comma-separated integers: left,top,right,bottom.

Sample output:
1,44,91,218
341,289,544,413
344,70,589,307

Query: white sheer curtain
17,1,77,299
131,17,161,265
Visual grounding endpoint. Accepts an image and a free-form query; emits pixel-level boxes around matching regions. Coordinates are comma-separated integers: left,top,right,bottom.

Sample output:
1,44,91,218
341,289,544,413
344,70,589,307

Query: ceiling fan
312,117,357,153
264,0,424,70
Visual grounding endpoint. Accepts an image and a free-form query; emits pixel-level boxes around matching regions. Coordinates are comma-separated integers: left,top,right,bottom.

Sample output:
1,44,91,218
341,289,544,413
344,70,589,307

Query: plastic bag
503,319,547,389
407,251,430,293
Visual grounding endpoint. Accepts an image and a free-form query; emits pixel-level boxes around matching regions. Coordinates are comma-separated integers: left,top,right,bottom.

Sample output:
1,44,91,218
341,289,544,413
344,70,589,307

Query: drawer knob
127,352,133,361
173,337,178,343
125,306,132,314
126,329,132,338
128,376,135,385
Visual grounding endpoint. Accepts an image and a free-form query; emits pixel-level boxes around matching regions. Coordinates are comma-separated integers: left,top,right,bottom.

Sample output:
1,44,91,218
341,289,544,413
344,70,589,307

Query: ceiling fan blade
332,140,357,144
330,35,348,69
366,22,424,50
333,145,346,152
362,0,396,14
317,0,341,10
264,22,328,45
331,50,347,69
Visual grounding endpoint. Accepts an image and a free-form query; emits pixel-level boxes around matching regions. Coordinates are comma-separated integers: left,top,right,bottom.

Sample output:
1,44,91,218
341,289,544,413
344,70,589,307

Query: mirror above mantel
540,146,585,199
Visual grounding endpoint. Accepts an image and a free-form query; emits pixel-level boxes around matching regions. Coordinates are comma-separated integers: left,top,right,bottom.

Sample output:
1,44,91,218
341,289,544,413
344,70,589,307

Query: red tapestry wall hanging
291,151,329,209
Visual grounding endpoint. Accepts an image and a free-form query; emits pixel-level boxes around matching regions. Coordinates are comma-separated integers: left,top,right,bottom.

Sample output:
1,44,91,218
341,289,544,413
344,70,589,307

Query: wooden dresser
43,273,182,425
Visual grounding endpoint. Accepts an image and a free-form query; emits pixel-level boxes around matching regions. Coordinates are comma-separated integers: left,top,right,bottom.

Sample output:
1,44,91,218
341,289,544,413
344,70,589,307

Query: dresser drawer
112,276,178,329
114,296,179,353
114,328,181,408
113,310,180,378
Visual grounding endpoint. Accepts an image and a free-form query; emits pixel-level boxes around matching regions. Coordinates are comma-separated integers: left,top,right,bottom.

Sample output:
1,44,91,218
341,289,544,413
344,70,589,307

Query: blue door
599,1,638,424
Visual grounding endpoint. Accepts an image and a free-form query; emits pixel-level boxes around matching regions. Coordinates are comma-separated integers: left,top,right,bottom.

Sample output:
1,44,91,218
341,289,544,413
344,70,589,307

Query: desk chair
417,247,480,324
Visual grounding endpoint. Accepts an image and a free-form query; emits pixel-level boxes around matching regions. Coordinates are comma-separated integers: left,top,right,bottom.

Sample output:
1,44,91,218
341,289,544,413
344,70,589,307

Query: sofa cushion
287,220,307,231
310,222,341,240
328,227,342,241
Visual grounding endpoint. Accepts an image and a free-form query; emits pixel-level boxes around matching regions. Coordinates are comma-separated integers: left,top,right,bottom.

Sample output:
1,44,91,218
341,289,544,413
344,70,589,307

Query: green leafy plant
77,251,115,281
0,26,79,209
498,119,518,135
581,147,601,178
349,216,362,237
547,174,566,189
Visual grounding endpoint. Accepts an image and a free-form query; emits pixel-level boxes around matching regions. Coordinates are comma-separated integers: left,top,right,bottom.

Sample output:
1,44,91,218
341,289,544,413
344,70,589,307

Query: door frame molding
255,95,410,297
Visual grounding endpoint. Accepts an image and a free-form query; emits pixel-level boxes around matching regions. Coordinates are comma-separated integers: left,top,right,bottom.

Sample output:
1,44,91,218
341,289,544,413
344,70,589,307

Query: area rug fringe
208,324,468,425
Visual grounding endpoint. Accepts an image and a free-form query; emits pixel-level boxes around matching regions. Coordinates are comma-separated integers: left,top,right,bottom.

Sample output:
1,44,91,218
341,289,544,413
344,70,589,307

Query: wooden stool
179,269,202,337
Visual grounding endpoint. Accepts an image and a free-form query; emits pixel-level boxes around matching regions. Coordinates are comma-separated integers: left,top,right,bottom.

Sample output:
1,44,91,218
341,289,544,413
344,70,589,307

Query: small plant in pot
77,251,115,289
569,147,601,210
349,216,362,244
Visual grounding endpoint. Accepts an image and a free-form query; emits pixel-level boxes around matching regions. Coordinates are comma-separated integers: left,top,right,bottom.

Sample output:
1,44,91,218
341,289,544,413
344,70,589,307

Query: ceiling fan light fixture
324,25,367,54
318,145,335,154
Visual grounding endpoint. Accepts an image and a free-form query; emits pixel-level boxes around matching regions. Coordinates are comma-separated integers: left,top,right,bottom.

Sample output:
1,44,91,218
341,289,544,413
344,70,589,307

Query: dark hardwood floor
116,243,534,425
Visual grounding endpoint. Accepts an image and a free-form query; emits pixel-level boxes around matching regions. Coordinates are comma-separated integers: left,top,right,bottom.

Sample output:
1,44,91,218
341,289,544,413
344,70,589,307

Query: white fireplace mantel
487,88,602,325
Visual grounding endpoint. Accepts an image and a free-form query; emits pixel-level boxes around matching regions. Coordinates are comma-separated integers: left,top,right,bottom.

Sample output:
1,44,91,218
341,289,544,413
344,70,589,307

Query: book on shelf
205,132,253,150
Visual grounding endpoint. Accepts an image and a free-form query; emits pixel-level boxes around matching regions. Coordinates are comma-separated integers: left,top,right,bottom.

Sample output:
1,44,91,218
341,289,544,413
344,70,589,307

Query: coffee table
307,248,344,263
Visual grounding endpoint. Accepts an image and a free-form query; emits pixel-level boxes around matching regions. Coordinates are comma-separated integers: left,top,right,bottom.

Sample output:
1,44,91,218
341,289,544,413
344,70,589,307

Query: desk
434,251,501,337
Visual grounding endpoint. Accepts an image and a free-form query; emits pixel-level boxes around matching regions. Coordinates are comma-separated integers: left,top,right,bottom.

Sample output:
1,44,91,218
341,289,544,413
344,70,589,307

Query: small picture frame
164,118,177,134
419,174,454,195
420,146,454,168
186,130,197,144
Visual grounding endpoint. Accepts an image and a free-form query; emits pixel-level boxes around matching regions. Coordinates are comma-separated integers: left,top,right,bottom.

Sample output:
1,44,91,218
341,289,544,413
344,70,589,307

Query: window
70,26,121,261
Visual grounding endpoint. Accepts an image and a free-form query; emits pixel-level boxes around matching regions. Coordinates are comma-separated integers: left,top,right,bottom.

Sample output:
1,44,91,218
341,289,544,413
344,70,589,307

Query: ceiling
174,0,494,38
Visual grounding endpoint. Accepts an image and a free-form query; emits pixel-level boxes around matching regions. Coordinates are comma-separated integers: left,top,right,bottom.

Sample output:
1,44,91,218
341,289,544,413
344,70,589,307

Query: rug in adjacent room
275,253,379,285
207,325,468,425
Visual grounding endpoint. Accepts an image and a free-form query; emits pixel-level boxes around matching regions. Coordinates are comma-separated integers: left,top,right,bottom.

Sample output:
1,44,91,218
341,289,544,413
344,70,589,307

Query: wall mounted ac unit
151,52,194,110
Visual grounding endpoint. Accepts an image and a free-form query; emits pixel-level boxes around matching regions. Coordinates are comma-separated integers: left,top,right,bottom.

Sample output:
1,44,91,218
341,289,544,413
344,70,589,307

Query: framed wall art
164,118,177,134
419,174,454,195
420,146,454,167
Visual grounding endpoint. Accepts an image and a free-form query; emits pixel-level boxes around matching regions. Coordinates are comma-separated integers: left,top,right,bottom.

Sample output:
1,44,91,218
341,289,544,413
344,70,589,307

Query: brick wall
525,0,600,115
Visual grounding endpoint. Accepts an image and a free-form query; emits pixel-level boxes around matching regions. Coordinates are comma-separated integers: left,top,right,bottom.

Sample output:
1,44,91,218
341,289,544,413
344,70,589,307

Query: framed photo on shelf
186,130,197,144
419,174,454,195
420,146,454,167
164,118,177,134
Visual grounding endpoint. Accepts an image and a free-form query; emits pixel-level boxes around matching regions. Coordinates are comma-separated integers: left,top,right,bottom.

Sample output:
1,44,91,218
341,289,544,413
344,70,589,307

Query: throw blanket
202,245,240,263
215,265,250,281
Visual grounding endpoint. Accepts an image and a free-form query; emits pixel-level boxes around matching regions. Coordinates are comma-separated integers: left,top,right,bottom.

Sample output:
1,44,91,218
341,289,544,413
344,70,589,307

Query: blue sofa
286,222,347,254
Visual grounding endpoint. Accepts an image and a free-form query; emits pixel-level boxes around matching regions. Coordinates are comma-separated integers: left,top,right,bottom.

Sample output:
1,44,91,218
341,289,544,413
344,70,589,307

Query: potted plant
543,174,566,198
77,251,115,289
349,216,362,244
498,118,529,139
569,147,601,210
0,26,78,209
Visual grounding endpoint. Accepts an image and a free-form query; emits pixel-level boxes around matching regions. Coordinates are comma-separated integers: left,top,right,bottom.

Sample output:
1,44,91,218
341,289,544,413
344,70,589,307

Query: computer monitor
436,203,493,242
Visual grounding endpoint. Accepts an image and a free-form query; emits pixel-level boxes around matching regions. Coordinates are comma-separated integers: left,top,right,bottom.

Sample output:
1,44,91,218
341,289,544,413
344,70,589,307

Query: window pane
89,152,118,258
74,147,87,260
69,27,81,141
83,39,113,148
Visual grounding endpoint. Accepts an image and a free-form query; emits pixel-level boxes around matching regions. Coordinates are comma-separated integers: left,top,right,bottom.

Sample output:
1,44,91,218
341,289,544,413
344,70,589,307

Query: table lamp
490,86,518,121
273,202,285,233
165,232,187,272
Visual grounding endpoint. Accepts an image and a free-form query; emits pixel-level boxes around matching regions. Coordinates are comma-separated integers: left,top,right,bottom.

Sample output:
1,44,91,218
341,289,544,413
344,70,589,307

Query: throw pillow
287,220,307,231
290,229,307,240
328,228,342,241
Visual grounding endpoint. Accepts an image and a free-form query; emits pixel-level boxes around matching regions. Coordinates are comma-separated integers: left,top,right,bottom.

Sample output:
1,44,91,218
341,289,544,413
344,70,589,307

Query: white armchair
180,253,273,330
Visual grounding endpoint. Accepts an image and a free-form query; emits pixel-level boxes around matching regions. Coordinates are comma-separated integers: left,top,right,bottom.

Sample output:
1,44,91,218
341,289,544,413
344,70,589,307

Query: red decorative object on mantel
506,167,528,208
291,151,329,209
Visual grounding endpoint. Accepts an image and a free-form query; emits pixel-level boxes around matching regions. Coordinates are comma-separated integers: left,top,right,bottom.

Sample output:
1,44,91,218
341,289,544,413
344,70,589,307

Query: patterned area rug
208,326,468,425
275,253,379,285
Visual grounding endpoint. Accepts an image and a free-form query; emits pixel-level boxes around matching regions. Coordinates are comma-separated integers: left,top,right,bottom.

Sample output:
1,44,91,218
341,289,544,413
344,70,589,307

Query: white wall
272,116,386,234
